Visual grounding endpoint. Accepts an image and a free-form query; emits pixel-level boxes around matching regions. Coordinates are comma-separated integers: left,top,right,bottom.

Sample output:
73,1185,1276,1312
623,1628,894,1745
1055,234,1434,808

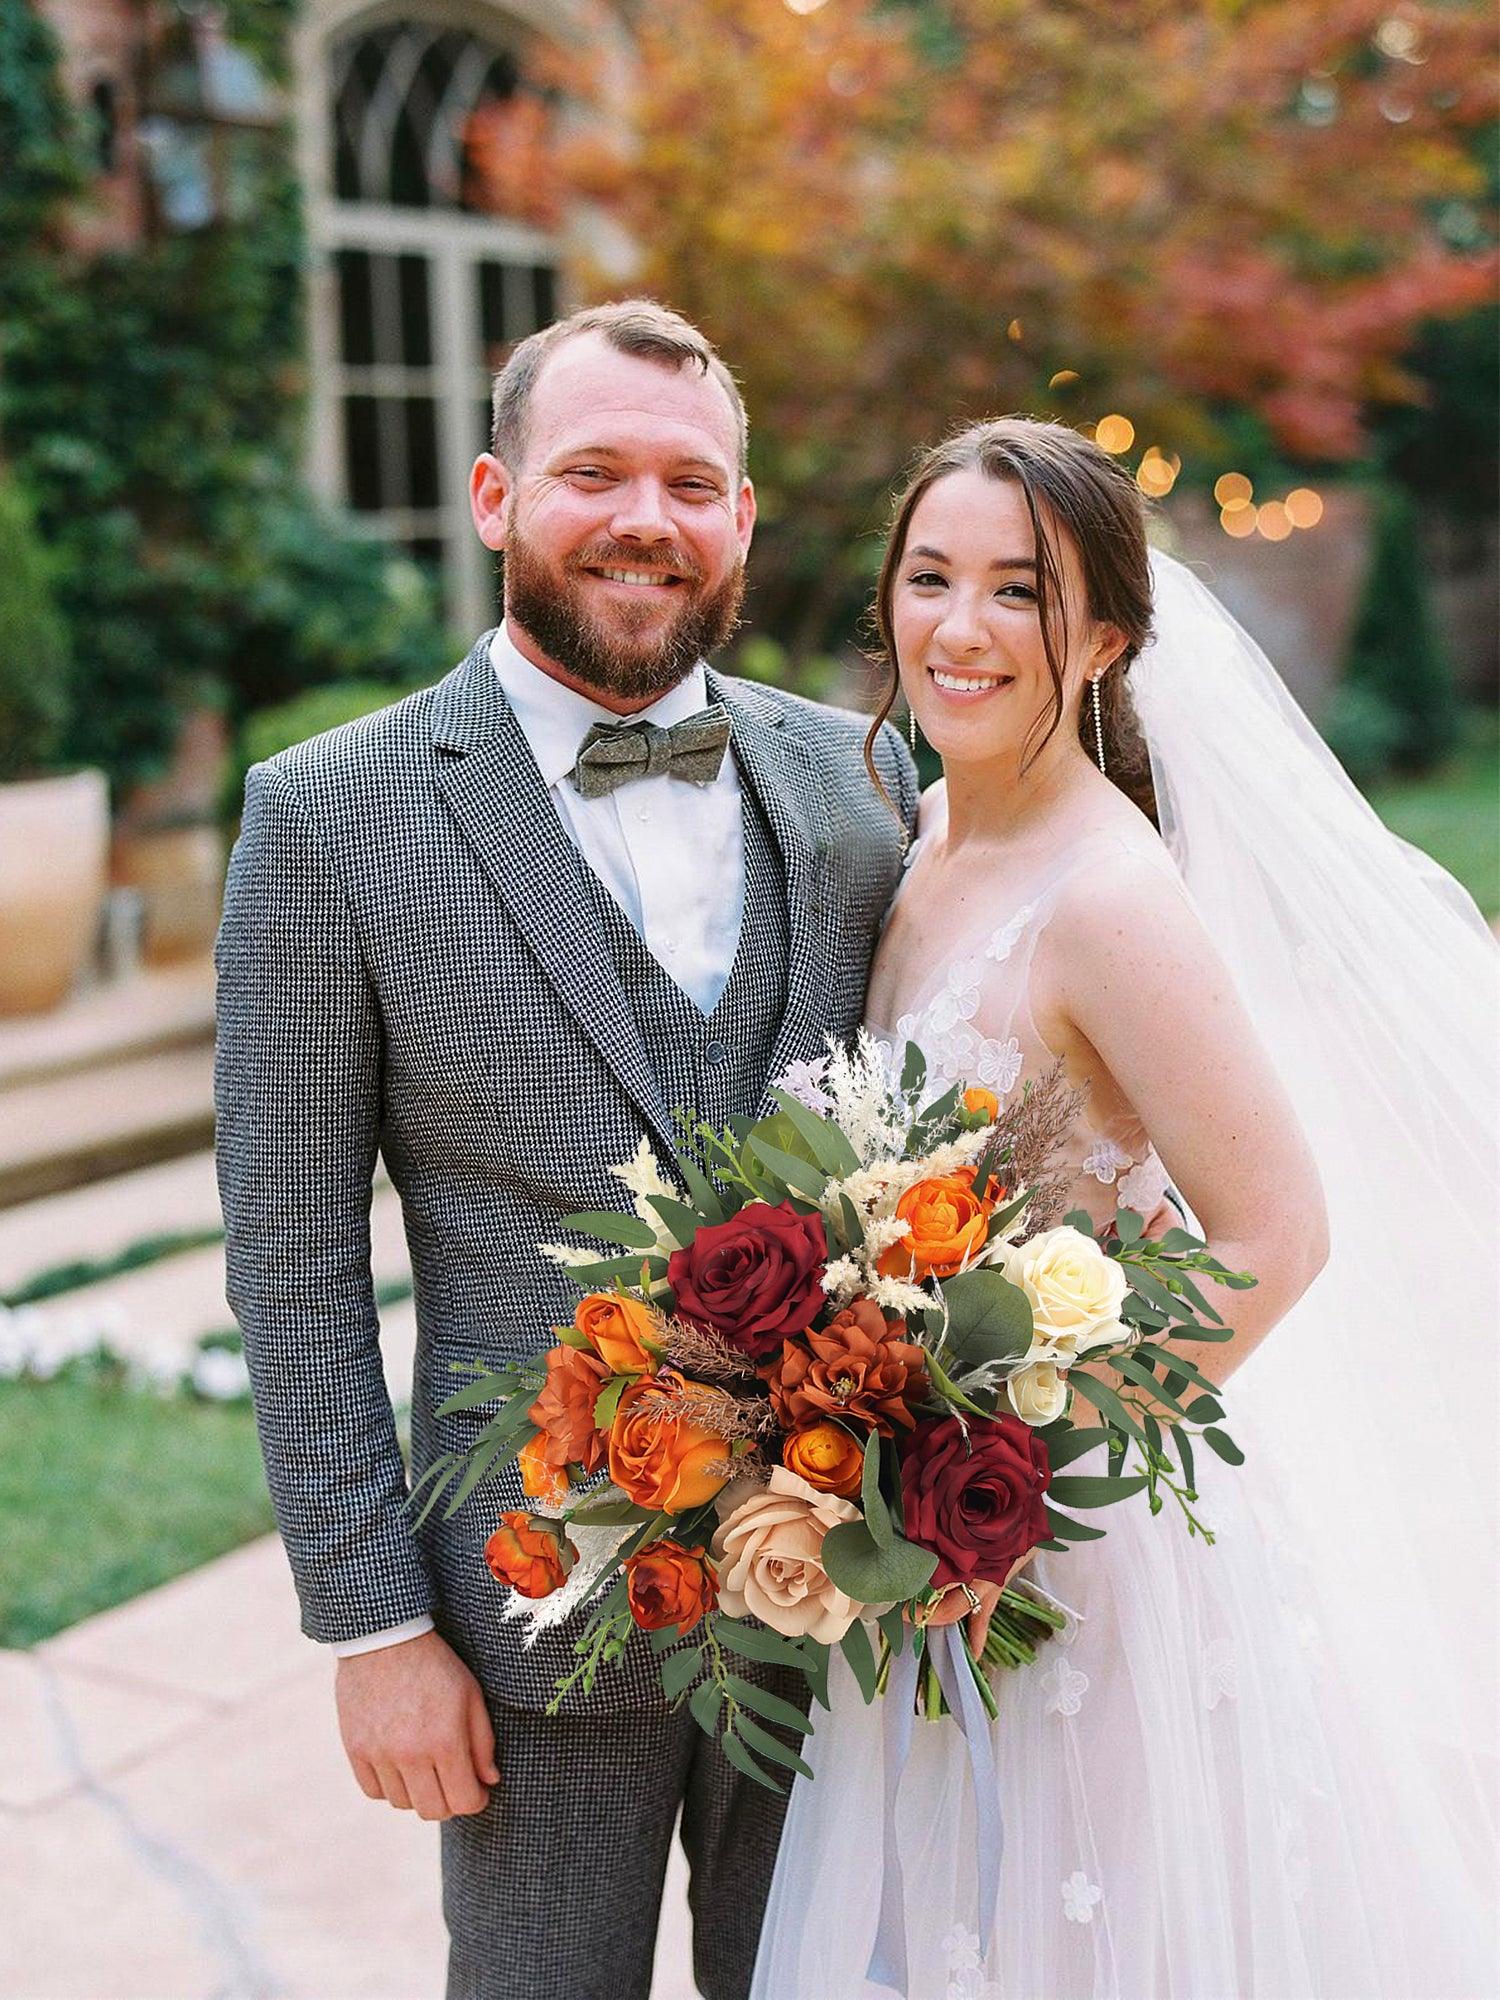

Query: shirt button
703,1040,729,1068
636,804,652,823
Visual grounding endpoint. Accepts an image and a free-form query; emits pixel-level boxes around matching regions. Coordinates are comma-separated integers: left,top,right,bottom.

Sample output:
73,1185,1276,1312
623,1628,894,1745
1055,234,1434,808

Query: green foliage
1368,709,1499,918
1331,482,1463,778
0,2,451,800
0,470,71,778
0,0,83,249
0,1375,274,1647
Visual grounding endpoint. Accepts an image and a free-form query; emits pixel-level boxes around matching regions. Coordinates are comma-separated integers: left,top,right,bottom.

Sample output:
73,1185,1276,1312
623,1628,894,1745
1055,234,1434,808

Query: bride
750,418,1497,1999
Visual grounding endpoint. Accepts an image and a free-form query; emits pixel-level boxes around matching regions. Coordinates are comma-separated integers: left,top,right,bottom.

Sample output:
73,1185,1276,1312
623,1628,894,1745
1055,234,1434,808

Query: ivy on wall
0,0,452,799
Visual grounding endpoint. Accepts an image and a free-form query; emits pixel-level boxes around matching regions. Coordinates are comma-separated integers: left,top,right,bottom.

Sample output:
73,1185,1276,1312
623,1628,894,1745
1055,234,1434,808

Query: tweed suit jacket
214,632,918,1713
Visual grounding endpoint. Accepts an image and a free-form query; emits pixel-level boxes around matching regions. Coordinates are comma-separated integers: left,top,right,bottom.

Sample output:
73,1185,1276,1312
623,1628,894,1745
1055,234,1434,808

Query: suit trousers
442,1676,804,2000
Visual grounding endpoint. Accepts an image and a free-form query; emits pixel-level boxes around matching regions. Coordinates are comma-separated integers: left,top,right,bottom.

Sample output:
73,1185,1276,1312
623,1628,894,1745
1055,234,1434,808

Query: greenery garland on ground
0,0,452,798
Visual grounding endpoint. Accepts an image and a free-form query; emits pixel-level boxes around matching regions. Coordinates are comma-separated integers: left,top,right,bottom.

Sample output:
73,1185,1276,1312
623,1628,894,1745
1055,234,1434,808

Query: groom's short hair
491,298,748,476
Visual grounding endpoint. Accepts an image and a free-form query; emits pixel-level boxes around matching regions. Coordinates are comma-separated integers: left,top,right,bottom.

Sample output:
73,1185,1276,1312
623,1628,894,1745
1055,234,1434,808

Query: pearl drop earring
1091,675,1107,774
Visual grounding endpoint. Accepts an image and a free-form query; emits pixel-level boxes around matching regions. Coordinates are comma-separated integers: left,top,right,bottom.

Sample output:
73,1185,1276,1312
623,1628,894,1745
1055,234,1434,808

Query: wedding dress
749,553,1497,2000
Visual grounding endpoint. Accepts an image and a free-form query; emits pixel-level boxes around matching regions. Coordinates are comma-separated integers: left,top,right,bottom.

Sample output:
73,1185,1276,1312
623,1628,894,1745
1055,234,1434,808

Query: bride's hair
866,415,1159,825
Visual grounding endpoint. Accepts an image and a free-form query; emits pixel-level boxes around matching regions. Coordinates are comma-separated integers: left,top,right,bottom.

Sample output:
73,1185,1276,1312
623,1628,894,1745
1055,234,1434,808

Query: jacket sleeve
214,760,434,1644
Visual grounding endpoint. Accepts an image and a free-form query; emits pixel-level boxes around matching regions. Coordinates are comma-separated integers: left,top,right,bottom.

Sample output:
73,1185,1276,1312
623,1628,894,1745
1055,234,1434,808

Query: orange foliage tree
558,0,1496,648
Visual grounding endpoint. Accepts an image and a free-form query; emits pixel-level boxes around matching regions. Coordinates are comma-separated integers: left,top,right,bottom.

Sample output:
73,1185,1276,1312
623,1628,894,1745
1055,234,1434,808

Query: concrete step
0,1150,224,1299
2,1174,417,1405
0,1042,216,1209
0,958,215,1092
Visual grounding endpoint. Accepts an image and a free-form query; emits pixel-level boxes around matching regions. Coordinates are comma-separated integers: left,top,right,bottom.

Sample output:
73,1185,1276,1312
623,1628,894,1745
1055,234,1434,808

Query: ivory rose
1006,1359,1070,1426
711,1466,866,1643
574,1291,662,1374
1001,1225,1129,1363
608,1369,735,1512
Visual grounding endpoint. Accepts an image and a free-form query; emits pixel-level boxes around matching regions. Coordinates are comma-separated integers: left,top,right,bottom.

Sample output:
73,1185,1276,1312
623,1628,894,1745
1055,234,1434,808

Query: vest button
703,1040,729,1068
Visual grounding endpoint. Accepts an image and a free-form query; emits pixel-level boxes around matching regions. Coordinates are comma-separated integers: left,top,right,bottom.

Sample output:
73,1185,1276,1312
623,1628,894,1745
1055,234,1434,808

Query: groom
214,298,916,1999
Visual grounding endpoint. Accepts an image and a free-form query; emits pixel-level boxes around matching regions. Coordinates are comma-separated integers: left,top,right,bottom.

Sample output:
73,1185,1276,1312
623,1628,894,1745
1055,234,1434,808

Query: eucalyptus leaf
1203,1427,1245,1465
900,1042,927,1097
1185,1394,1224,1424
1114,1207,1144,1245
660,1645,705,1701
770,1088,861,1177
943,1268,1033,1370
1043,1506,1108,1542
721,1727,785,1795
433,1373,517,1418
688,1679,723,1738
860,1431,892,1550
840,1618,879,1702
839,1193,865,1249
746,1136,829,1203
565,1495,654,1528
1047,1473,1148,1508
715,1621,813,1671
562,1210,659,1251
648,1194,709,1249
735,1712,815,1780
567,1253,670,1290
821,1521,937,1604
725,1675,816,1736
1068,1369,1148,1445
1041,1425,1112,1469
673,1153,728,1225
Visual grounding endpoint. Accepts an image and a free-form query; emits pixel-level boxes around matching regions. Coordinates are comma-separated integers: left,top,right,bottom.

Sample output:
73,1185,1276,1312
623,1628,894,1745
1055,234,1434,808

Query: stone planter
0,769,111,1016
111,706,229,965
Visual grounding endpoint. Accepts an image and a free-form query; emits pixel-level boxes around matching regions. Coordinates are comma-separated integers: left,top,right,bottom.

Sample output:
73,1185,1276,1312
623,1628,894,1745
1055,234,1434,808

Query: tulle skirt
750,1428,1495,2000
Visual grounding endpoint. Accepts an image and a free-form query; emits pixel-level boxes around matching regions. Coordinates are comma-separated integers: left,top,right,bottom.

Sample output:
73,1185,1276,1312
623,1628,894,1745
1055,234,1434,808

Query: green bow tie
568,705,732,800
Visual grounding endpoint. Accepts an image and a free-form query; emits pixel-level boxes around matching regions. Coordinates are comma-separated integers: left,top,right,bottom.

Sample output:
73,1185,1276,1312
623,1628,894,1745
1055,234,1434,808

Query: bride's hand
920,1546,1036,1655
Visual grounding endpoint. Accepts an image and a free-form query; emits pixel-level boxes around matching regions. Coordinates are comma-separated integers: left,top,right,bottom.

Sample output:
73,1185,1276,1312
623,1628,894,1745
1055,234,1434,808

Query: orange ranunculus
575,1291,663,1374
484,1512,576,1598
624,1540,719,1634
608,1369,735,1512
528,1344,609,1477
878,1167,995,1282
783,1420,865,1498
519,1430,568,1504
963,1086,1000,1122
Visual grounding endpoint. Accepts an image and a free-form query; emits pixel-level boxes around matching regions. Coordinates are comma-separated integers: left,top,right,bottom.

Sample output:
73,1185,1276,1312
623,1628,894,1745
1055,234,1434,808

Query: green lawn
0,1376,276,1647
1367,713,1500,919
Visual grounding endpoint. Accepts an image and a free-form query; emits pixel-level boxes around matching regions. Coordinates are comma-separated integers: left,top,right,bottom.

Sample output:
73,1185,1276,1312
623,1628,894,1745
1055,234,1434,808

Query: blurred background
0,2,1495,1995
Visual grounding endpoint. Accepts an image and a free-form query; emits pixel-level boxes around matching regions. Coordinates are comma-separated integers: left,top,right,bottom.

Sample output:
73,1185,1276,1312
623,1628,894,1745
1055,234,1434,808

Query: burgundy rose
668,1200,827,1363
900,1413,1051,1591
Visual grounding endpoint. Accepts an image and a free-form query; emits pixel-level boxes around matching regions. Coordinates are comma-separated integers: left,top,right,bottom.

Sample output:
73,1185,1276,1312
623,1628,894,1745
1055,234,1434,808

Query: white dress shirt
329,623,749,1660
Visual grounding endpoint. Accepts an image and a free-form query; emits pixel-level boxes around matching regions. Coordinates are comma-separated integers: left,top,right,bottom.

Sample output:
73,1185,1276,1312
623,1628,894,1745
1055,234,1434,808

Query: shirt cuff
327,1614,436,1659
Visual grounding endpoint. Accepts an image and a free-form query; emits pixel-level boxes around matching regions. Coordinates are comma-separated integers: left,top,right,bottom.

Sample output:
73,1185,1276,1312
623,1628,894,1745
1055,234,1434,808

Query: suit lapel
429,639,677,1157
708,671,832,1093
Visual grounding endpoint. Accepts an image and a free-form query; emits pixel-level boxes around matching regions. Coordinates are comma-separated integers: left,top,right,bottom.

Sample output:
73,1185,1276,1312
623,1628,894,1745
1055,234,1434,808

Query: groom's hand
335,1630,499,1820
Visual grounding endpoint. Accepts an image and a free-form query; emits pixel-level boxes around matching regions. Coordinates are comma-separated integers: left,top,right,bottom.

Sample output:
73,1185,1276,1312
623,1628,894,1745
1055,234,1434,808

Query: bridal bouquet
415,1036,1252,1791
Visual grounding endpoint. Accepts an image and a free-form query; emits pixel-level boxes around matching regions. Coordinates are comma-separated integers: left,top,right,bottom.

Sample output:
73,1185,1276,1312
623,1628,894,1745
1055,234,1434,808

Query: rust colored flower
624,1540,719,1633
766,1297,930,1436
484,1512,576,1598
608,1368,736,1512
574,1291,663,1374
519,1429,569,1504
782,1419,865,1498
878,1166,997,1282
528,1343,609,1478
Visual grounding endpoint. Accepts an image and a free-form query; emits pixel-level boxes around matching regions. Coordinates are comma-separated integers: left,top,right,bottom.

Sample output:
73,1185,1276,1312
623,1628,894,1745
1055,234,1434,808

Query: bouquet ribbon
866,1622,1005,1995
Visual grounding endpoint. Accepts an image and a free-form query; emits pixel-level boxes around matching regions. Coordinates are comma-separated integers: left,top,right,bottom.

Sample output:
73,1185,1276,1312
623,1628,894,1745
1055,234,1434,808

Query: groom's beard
503,527,746,703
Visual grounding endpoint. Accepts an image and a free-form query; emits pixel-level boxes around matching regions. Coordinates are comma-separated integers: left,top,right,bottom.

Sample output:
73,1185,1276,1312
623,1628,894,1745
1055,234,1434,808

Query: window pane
336,249,373,366
343,395,381,511
479,259,506,352
399,255,432,366
529,263,556,331
406,398,439,509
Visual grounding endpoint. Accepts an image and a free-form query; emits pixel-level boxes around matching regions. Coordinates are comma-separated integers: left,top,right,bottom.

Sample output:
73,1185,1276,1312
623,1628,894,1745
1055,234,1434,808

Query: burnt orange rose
783,1420,865,1498
963,1086,1000,1122
878,1167,996,1281
608,1369,735,1512
624,1540,719,1633
519,1430,568,1504
484,1512,576,1598
575,1292,662,1374
528,1344,609,1477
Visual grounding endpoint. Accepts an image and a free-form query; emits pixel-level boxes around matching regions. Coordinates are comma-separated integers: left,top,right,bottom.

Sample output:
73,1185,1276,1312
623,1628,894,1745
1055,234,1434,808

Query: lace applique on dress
1117,1151,1171,1217
1200,1636,1239,1710
1041,1657,1090,1717
1061,1871,1104,1924
984,901,1036,964
1082,1135,1131,1184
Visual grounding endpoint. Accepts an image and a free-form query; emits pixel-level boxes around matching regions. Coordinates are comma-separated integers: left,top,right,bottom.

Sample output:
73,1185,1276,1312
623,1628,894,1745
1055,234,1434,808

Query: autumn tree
559,0,1496,653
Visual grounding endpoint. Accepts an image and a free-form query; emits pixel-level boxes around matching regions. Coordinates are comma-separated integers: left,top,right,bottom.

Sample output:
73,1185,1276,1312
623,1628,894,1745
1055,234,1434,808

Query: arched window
305,10,563,631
